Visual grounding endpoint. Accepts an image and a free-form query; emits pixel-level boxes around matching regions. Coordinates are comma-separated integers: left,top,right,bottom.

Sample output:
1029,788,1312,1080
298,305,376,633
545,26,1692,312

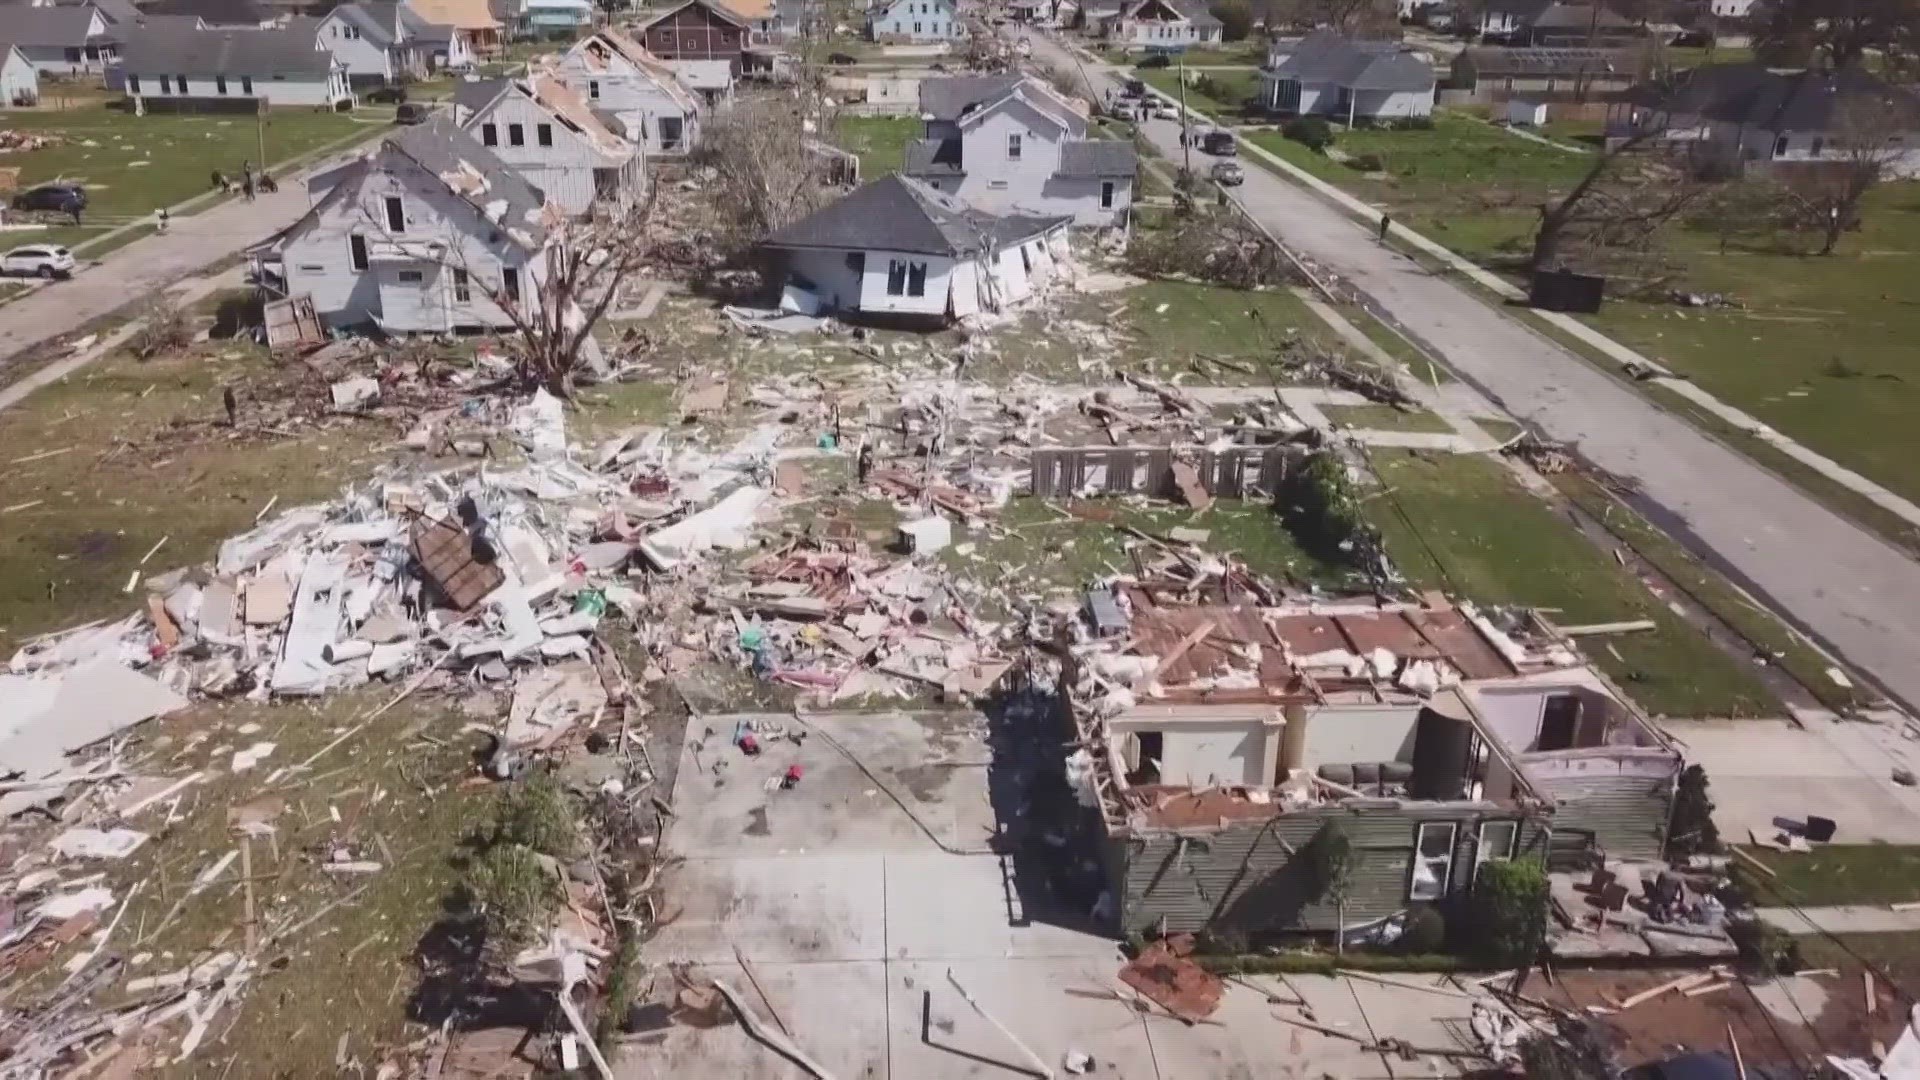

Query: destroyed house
1060,593,1683,938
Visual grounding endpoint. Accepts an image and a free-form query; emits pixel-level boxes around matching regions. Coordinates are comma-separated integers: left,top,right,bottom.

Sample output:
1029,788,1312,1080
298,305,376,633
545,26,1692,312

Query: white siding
462,91,639,215
867,0,960,41
952,99,1067,212
279,149,548,333
0,51,39,107
857,249,956,315
317,13,395,81
128,69,350,107
553,45,702,157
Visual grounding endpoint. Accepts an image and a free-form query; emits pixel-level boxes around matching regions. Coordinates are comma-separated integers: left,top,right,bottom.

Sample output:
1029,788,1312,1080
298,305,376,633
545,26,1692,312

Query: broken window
501,265,521,303
452,268,471,302
1475,820,1518,880
1537,694,1581,751
1409,822,1457,901
348,233,368,272
1126,731,1163,785
906,261,927,297
660,115,683,149
383,196,405,233
886,258,908,296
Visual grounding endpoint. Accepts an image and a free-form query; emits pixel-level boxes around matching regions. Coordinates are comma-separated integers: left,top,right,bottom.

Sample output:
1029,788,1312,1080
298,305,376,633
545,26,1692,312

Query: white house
865,0,961,42
313,2,419,85
759,175,1072,323
554,28,702,156
6,5,115,75
453,71,645,215
1705,0,1754,17
278,116,561,333
1100,0,1222,51
903,74,1137,227
120,27,355,109
1258,30,1437,121
0,45,40,106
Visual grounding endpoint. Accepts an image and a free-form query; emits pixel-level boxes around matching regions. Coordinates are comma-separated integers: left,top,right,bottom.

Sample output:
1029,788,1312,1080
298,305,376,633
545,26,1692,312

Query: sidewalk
1758,905,1920,936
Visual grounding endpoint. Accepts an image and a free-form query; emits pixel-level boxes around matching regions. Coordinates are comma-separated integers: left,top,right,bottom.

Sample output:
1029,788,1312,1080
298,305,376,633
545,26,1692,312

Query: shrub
130,298,192,361
1665,764,1722,860
1283,116,1335,151
1348,152,1387,173
1728,915,1802,974
493,771,580,857
1209,0,1253,41
466,842,560,953
1399,905,1447,954
1457,858,1549,966
1281,451,1382,567
1389,115,1435,131
1137,52,1172,69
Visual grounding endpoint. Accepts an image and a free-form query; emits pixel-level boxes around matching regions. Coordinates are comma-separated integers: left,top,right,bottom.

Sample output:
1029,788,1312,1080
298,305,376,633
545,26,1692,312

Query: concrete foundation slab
646,854,888,964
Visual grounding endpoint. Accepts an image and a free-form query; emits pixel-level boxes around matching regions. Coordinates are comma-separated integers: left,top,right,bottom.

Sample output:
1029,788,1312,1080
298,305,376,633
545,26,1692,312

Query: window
536,123,553,147
349,234,368,272
1409,822,1457,901
66,47,82,63
914,20,922,32
906,260,926,296
844,251,865,273
158,76,170,94
987,179,1009,190
508,123,525,147
178,74,188,92
661,115,682,148
396,270,426,284
886,258,908,296
452,268,471,302
1811,136,1825,156
1007,132,1022,160
1475,821,1519,878
241,76,253,94
501,266,521,303
1100,180,1116,209
1019,245,1031,272
216,75,228,95
1773,133,1789,157
384,195,405,232
481,122,498,146
588,79,600,100
1537,694,1580,751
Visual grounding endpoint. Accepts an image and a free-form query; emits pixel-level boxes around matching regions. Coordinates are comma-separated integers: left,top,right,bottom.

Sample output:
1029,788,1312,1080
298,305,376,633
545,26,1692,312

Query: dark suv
11,183,87,212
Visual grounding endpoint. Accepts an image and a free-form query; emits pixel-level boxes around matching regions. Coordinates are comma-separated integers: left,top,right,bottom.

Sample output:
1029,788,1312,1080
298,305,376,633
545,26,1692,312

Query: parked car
1149,99,1178,120
1201,130,1237,156
1,244,76,279
827,52,857,64
1210,160,1244,186
11,182,86,212
1121,76,1146,98
394,102,436,125
1137,52,1171,69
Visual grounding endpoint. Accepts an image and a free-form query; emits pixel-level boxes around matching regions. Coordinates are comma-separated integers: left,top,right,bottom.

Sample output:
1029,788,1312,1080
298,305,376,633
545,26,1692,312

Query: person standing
1377,213,1392,243
241,161,256,202
156,206,170,234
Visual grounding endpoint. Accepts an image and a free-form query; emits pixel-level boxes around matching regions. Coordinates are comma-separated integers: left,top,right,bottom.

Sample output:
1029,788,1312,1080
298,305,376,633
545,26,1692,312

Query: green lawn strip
1553,471,1871,714
832,114,922,177
1322,403,1455,433
1133,44,1265,67
0,107,373,225
1364,448,1780,718
1738,845,1920,907
1330,302,1454,386
1138,69,1261,115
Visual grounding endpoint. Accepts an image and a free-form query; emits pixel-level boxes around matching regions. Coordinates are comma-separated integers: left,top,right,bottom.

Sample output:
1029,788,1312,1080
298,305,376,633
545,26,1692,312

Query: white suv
2,245,76,279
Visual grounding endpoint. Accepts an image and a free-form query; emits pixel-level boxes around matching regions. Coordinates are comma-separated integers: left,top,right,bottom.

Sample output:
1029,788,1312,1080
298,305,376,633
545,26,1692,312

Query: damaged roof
455,71,639,164
919,74,1024,121
567,27,701,112
761,175,1067,258
382,116,557,250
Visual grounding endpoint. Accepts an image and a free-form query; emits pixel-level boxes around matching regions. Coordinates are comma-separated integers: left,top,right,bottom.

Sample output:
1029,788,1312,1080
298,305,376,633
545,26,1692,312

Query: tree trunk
1530,211,1570,272
1820,216,1844,256
1334,899,1346,959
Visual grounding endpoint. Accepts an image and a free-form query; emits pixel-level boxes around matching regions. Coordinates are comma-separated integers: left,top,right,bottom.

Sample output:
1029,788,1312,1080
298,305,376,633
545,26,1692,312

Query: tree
1528,119,1713,272
695,95,840,254
1210,0,1254,41
1265,0,1398,34
1665,764,1722,859
1752,0,1920,68
1788,88,1914,255
1303,820,1356,958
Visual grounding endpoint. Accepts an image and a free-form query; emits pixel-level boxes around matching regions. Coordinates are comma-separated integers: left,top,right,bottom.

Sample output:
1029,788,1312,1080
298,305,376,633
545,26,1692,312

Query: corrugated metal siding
1535,772,1674,864
1114,804,1548,936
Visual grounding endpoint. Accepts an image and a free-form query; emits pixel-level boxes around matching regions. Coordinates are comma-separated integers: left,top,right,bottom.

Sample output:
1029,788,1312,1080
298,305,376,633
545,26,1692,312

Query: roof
328,2,401,47
566,28,700,111
718,0,771,19
455,71,637,163
1270,29,1436,93
0,7,103,45
141,0,271,24
1528,2,1634,30
120,26,338,75
405,0,499,32
452,73,508,112
1123,0,1219,27
903,136,963,175
761,175,1066,257
1455,45,1635,77
90,0,142,23
379,115,555,250
919,74,1023,121
637,0,747,31
1633,63,1920,133
1057,138,1136,178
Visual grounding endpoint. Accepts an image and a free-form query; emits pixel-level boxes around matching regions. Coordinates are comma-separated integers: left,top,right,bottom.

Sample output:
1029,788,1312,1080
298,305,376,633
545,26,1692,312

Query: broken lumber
1559,620,1657,637
1616,972,1714,1010
1151,620,1217,679
735,945,791,1038
1727,1023,1747,1080
947,968,1053,1080
1728,845,1778,878
713,979,838,1080
1335,969,1473,1000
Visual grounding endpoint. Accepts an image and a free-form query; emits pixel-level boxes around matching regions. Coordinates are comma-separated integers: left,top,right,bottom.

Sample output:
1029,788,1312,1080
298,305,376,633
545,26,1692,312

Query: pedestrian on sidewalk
241,161,256,202
156,207,170,234
1377,213,1392,244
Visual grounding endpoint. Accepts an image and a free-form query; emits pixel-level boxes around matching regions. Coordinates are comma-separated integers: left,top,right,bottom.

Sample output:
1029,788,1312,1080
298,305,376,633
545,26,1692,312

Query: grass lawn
0,105,374,239
1139,69,1263,115
833,114,921,177
1322,403,1456,433
1737,844,1920,907
1365,449,1781,718
1134,44,1266,67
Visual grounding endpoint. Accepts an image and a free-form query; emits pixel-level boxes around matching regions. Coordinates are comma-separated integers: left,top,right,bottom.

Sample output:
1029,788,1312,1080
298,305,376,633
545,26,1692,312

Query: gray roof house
1258,29,1437,121
276,116,562,333
3,5,117,73
759,174,1071,323
901,74,1137,227
119,26,354,108
311,1,458,84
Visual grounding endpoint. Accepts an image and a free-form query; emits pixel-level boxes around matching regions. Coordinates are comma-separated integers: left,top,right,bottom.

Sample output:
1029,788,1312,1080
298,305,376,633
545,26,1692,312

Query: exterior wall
317,13,396,81
0,53,40,106
1040,174,1132,225
279,151,547,332
1110,18,1215,48
857,248,958,315
18,40,109,76
1351,87,1433,118
783,248,867,309
868,0,959,41
555,49,701,156
1116,804,1550,936
1520,750,1677,863
951,99,1068,212
1114,707,1280,787
643,3,745,64
464,91,625,215
126,69,351,106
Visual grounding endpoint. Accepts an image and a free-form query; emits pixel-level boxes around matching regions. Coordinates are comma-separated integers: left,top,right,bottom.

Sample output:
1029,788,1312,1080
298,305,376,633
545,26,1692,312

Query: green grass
1138,69,1263,115
1322,404,1456,433
0,105,374,227
832,114,922,177
1134,44,1265,67
1365,449,1781,718
1737,845,1920,907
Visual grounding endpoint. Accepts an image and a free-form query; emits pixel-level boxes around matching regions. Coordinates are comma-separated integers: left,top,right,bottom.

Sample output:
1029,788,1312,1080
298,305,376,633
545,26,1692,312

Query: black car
394,102,436,125
1201,131,1237,156
827,51,857,65
11,183,86,212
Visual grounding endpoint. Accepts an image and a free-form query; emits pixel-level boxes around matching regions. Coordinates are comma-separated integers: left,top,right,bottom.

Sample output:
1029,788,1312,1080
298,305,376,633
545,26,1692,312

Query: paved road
0,147,365,366
1029,30,1920,714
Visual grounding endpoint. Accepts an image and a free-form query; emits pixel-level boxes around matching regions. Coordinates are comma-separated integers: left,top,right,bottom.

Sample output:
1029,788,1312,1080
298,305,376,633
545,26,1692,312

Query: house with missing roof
1610,63,1920,178
452,71,645,215
758,175,1071,323
904,74,1137,227
1449,45,1643,104
554,28,702,156
1097,0,1222,51
0,44,40,106
865,0,961,42
120,26,354,108
277,116,561,333
1042,576,1686,945
1258,29,1437,122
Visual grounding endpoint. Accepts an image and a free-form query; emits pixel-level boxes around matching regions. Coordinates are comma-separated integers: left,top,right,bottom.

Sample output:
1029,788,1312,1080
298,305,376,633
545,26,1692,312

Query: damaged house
1058,592,1684,940
452,70,646,216
757,174,1071,324
554,28,703,156
274,116,562,333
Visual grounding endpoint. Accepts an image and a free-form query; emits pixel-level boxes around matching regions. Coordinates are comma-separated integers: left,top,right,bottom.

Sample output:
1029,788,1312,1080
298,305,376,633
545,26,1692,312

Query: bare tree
1528,107,1716,271
1785,91,1914,255
1265,0,1398,34
694,95,839,253
1753,0,1920,67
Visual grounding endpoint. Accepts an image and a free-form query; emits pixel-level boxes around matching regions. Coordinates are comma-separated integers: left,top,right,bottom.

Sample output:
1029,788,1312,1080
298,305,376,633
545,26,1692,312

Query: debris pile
0,130,64,153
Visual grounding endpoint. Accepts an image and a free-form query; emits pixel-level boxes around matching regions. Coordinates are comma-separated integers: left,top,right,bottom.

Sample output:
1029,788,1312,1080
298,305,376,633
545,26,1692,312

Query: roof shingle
120,26,337,76
761,175,1065,257
1057,139,1136,178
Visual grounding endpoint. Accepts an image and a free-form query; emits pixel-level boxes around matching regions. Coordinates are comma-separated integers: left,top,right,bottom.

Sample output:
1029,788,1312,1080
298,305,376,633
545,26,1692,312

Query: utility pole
1176,46,1193,189
256,100,267,174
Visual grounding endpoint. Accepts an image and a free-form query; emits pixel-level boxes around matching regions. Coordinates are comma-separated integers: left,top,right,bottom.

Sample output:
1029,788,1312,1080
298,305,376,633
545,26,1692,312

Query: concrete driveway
1663,716,1920,844
1024,29,1920,719
633,709,1494,1079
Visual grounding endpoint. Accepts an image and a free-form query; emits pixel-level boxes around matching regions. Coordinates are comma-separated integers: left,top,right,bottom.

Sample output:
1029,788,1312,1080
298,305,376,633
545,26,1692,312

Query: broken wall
1114,803,1549,938
1520,747,1679,864
1030,444,1297,500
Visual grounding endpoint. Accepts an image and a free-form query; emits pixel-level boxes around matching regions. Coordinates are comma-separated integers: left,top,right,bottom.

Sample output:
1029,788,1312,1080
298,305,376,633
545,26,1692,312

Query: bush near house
1284,116,1335,152
1456,858,1549,966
